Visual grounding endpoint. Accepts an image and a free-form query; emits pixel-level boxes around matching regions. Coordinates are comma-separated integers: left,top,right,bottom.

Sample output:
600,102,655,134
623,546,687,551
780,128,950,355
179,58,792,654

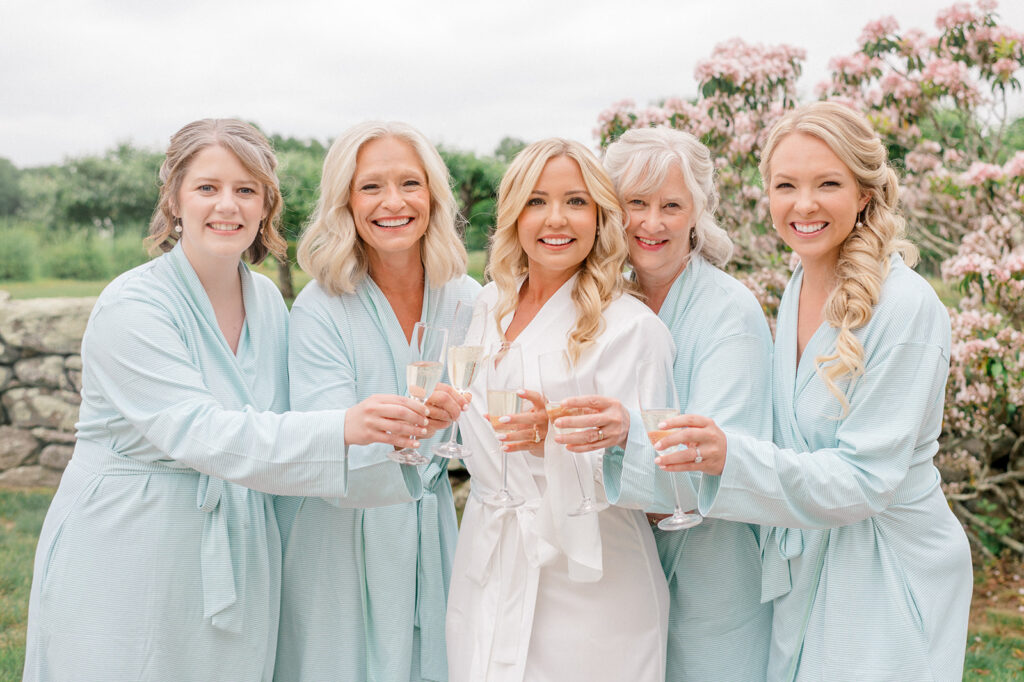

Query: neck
799,254,838,298
369,249,424,294
520,265,578,308
636,257,689,314
181,241,242,300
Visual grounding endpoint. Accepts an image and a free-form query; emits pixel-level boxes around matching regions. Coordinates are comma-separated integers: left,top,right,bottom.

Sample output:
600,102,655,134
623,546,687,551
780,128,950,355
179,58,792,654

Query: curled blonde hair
486,138,629,362
147,119,286,264
760,101,918,414
603,126,733,268
297,121,466,295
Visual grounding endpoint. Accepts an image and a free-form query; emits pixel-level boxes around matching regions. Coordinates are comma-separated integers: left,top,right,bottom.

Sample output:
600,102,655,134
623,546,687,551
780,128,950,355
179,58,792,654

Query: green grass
964,631,1024,680
0,488,52,682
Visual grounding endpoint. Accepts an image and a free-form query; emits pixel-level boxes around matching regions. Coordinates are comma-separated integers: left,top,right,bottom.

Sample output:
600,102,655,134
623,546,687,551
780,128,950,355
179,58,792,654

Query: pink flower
1003,151,1024,178
959,161,1004,185
936,3,979,31
860,16,899,45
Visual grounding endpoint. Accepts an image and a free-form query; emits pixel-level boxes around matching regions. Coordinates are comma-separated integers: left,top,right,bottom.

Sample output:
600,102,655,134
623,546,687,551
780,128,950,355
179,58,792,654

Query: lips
207,222,242,232
373,217,413,228
791,221,827,235
633,235,668,250
539,235,575,248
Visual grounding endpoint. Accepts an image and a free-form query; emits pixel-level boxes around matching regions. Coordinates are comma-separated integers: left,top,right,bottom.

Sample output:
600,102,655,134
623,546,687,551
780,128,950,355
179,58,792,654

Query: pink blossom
977,0,998,13
860,16,899,45
1002,151,1024,178
959,161,1004,185
936,3,979,31
992,58,1019,80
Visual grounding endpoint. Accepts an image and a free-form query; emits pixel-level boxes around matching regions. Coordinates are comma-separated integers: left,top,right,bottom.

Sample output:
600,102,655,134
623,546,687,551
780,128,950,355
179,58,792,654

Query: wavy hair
760,100,918,414
603,126,733,268
486,138,629,362
297,121,466,295
147,119,286,264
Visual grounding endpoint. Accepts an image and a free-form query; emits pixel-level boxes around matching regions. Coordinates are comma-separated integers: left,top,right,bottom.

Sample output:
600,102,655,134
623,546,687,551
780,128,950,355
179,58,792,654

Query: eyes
357,178,425,193
526,195,590,208
626,198,686,211
197,184,258,196
773,180,842,190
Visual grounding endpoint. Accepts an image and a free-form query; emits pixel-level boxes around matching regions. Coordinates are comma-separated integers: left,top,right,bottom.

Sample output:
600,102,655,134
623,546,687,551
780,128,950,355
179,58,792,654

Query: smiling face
623,164,695,288
516,155,598,285
175,144,265,272
767,132,869,272
349,136,431,267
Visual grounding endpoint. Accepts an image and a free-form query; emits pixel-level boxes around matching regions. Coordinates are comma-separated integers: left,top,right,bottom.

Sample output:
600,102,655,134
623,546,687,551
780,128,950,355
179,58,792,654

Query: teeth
209,223,240,231
637,237,665,246
541,237,572,245
793,222,826,234
375,218,412,228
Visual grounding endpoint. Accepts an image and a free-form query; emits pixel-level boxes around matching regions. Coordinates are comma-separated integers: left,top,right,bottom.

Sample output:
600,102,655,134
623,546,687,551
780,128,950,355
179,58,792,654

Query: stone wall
0,292,93,487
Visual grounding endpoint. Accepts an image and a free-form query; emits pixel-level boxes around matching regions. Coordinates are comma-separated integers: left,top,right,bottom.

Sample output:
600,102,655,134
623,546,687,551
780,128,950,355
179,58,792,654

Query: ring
693,446,702,464
533,426,542,444
597,428,605,441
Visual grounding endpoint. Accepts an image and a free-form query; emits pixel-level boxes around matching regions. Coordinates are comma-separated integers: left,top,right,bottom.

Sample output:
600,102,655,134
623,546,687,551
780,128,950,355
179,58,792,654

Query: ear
858,193,870,212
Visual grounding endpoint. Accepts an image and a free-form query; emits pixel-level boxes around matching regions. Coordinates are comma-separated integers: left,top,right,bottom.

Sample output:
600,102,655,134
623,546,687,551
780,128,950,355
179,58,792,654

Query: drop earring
174,217,183,233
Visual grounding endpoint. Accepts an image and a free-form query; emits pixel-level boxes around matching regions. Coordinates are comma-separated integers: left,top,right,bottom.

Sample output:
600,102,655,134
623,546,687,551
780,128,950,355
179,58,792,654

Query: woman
558,126,774,680
446,139,674,682
275,121,480,682
23,119,425,682
659,101,973,681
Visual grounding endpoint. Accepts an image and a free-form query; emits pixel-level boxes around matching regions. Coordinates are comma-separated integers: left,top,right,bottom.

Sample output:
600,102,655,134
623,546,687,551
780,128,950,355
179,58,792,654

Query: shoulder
863,257,950,354
92,255,178,320
691,261,772,340
478,281,500,306
604,293,673,342
441,273,483,300
248,269,288,314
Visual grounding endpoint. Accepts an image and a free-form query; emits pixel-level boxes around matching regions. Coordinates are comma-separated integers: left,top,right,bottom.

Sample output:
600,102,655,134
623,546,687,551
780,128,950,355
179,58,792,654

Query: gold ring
597,428,605,441
533,426,542,443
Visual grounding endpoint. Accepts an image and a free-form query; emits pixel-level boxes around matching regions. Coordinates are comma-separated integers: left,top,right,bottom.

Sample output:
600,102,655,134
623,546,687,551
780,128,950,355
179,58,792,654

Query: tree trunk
276,256,295,300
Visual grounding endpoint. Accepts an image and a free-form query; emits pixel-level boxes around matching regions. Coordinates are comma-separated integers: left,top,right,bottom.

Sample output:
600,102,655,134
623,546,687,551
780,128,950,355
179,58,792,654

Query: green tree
440,147,505,251
494,137,527,163
0,158,21,216
275,138,326,298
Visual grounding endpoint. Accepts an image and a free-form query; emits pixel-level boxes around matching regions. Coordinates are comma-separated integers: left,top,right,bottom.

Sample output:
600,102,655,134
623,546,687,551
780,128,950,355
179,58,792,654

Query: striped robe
274,274,481,682
23,244,418,682
698,256,973,681
604,254,774,681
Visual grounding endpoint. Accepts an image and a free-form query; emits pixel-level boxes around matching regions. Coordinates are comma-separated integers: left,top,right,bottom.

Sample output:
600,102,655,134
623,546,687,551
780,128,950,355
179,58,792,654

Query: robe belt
416,457,450,681
70,440,246,633
465,487,551,670
760,462,942,602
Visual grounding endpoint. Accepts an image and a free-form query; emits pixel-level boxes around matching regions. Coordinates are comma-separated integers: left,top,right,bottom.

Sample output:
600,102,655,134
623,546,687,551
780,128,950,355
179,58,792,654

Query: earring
174,217,183,234
855,209,865,228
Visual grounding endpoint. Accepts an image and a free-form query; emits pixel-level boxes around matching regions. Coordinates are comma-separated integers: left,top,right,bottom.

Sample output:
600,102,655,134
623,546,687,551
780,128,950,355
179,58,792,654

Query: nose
794,189,818,215
545,202,568,227
639,205,660,228
382,183,405,211
215,189,239,213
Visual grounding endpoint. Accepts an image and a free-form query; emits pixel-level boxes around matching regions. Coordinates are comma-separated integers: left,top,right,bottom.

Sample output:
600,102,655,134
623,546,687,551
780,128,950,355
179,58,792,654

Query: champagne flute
486,342,524,508
434,300,488,459
388,322,448,466
637,359,702,531
538,350,609,516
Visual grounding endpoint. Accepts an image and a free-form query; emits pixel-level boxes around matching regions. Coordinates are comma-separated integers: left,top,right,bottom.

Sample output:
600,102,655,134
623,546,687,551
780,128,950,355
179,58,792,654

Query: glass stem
672,473,685,515
447,417,460,445
500,449,510,494
570,451,590,501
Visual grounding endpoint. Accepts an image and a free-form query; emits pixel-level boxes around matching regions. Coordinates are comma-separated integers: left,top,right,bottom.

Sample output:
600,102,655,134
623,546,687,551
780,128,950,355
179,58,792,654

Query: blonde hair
486,138,630,362
297,121,466,295
147,119,286,264
760,101,918,413
603,126,733,268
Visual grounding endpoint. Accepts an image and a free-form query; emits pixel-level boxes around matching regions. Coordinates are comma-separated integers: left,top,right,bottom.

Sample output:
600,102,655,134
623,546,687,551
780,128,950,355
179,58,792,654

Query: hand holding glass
388,322,448,466
486,343,524,508
434,300,488,459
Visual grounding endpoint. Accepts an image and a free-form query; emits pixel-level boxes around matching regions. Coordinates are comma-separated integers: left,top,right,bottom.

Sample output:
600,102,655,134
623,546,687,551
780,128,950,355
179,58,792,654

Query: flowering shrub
596,0,1024,557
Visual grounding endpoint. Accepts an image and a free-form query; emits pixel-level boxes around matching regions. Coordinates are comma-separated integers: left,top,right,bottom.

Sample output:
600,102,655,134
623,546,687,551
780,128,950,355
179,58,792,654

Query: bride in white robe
446,139,673,682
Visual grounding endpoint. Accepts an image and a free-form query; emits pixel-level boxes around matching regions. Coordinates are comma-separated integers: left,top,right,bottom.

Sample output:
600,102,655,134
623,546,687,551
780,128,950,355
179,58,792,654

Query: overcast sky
2,0,1022,168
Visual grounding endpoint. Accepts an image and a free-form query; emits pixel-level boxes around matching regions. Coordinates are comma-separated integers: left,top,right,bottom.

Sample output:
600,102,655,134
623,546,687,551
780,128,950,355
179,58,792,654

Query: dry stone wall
0,292,93,487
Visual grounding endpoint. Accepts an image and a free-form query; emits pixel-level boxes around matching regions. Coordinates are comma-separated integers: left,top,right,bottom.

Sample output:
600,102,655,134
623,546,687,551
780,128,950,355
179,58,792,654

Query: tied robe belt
69,439,248,633
759,462,943,602
416,457,451,682
463,487,554,669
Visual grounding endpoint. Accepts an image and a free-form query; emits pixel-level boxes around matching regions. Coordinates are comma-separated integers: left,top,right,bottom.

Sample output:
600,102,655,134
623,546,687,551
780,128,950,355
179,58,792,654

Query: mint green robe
275,274,481,682
24,245,418,682
603,254,773,681
699,257,972,681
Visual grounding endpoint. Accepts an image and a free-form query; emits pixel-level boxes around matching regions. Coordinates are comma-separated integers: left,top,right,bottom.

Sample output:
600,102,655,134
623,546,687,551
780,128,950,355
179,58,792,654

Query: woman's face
516,155,597,284
767,132,868,272
175,144,265,270
623,164,695,287
350,136,431,264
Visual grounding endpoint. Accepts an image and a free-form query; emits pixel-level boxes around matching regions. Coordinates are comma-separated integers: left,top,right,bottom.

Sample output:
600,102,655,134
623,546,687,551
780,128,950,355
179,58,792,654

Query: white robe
446,276,674,682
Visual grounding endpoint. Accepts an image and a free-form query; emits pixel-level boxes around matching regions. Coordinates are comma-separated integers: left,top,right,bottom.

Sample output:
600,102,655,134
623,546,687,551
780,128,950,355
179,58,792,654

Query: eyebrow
193,177,258,185
772,171,846,181
530,189,590,195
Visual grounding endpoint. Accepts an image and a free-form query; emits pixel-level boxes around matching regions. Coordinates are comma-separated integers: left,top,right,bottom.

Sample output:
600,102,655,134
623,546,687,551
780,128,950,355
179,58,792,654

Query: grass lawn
1,488,1022,680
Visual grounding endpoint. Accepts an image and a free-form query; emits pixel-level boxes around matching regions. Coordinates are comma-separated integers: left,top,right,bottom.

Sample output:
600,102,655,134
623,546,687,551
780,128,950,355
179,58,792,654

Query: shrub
43,231,110,280
0,226,38,281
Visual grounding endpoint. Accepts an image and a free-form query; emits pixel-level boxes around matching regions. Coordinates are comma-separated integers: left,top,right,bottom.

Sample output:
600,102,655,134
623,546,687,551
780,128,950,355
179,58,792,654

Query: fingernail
422,419,429,426
657,421,666,429
497,433,508,441
498,416,511,424
654,456,662,465
501,444,510,452
461,404,469,412
411,441,421,448
516,389,526,396
421,428,428,436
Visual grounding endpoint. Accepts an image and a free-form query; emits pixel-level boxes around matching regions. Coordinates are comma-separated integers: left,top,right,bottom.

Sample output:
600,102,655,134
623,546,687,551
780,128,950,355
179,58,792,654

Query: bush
43,232,110,280
108,232,151,276
0,226,38,281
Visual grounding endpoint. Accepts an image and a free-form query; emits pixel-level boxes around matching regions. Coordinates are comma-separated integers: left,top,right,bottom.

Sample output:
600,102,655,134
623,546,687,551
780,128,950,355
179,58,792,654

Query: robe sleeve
698,340,948,528
287,296,421,505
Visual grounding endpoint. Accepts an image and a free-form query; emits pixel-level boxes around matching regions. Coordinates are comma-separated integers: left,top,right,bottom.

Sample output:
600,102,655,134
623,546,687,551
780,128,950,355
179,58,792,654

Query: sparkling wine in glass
538,350,608,516
434,301,488,459
389,322,448,465
637,360,702,531
486,342,524,508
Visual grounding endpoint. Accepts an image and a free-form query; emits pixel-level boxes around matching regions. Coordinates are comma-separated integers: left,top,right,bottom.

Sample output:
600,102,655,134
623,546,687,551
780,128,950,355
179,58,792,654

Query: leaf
1012,648,1024,659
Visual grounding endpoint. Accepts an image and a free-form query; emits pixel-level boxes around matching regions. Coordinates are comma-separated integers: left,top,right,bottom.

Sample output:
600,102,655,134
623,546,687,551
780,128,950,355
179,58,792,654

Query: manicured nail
516,389,526,396
420,428,428,436
658,421,667,429
498,415,511,424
